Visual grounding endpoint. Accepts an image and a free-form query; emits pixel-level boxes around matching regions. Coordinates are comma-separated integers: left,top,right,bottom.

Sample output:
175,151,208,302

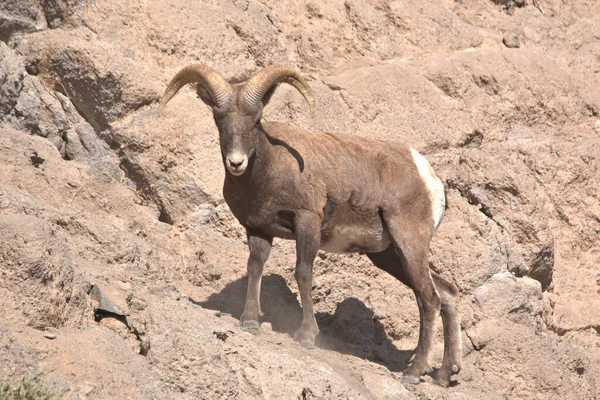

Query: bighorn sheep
159,65,462,386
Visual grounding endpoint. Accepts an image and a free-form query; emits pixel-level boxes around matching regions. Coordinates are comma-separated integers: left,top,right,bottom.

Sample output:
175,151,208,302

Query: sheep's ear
196,85,216,108
261,84,279,108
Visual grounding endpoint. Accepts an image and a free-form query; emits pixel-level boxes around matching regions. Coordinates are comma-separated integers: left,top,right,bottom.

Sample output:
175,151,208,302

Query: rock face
1,1,599,399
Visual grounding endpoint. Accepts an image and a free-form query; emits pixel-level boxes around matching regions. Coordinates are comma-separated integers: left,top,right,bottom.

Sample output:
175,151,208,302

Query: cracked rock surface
0,0,599,399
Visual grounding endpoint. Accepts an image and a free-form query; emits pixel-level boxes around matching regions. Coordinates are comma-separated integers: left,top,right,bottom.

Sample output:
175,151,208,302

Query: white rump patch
410,148,446,229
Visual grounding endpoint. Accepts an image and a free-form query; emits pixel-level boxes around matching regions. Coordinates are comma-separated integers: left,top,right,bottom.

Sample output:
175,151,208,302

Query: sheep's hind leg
367,247,429,384
368,247,461,387
374,214,441,385
240,229,272,329
430,271,462,387
292,211,321,349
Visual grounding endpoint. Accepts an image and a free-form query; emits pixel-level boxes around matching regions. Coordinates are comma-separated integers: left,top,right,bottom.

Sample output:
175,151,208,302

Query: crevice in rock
93,312,150,356
519,157,571,225
158,208,174,225
118,157,174,225
60,131,75,160
463,329,480,351
323,81,343,91
229,23,264,68
337,91,353,113
118,158,152,194
29,152,45,168
528,245,554,291
93,310,128,327
547,322,600,337
446,181,506,231
37,73,103,137
133,326,150,356
458,129,484,148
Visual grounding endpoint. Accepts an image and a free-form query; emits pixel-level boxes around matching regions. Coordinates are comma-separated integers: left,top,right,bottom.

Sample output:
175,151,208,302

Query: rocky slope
0,0,599,399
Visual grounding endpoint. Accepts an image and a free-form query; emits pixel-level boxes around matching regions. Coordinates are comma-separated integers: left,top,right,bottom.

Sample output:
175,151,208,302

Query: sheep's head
159,65,314,176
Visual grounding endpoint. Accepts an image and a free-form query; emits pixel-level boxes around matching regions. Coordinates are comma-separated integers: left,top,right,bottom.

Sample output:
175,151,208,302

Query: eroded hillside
1,0,599,399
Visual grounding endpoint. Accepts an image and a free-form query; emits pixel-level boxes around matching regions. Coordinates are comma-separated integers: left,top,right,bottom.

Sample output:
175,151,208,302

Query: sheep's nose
226,154,248,175
228,158,243,169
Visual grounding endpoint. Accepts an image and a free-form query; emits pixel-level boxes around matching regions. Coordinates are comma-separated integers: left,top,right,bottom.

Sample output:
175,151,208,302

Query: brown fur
224,122,431,243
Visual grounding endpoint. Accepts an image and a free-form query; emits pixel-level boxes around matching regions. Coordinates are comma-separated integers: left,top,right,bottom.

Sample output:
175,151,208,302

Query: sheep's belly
320,225,391,254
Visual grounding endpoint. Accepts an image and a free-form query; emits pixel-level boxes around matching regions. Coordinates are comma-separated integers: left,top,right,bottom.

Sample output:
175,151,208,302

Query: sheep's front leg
240,229,272,329
293,211,321,349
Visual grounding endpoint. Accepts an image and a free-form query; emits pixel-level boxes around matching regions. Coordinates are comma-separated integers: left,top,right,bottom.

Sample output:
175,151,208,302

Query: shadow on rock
194,275,412,373
316,298,413,373
193,274,303,335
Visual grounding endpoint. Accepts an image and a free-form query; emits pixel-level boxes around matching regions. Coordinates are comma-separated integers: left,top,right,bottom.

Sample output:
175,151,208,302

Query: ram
159,65,461,386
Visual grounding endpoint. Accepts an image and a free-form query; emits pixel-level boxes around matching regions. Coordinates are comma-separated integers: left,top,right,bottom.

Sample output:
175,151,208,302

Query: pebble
503,33,520,48
213,330,229,341
203,264,222,281
43,333,57,340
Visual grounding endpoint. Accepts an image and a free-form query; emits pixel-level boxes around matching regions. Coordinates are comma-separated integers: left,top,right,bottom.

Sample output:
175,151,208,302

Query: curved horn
159,64,233,113
242,65,315,114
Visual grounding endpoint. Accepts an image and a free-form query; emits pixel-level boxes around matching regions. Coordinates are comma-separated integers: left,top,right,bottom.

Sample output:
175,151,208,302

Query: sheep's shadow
193,274,302,335
193,273,412,373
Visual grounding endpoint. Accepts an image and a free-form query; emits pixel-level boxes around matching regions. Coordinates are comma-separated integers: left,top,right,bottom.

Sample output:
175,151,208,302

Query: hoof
431,368,453,388
293,325,318,348
432,378,450,388
241,320,259,329
300,340,315,349
400,375,421,385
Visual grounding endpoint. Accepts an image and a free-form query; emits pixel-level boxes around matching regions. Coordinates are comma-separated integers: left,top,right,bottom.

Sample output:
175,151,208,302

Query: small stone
214,330,229,341
203,264,222,281
28,321,50,331
300,387,315,399
78,383,96,396
215,311,232,318
324,287,332,295
43,333,57,340
67,181,80,188
30,152,45,168
139,338,150,356
25,62,38,75
128,297,147,312
503,34,520,48
312,280,319,289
